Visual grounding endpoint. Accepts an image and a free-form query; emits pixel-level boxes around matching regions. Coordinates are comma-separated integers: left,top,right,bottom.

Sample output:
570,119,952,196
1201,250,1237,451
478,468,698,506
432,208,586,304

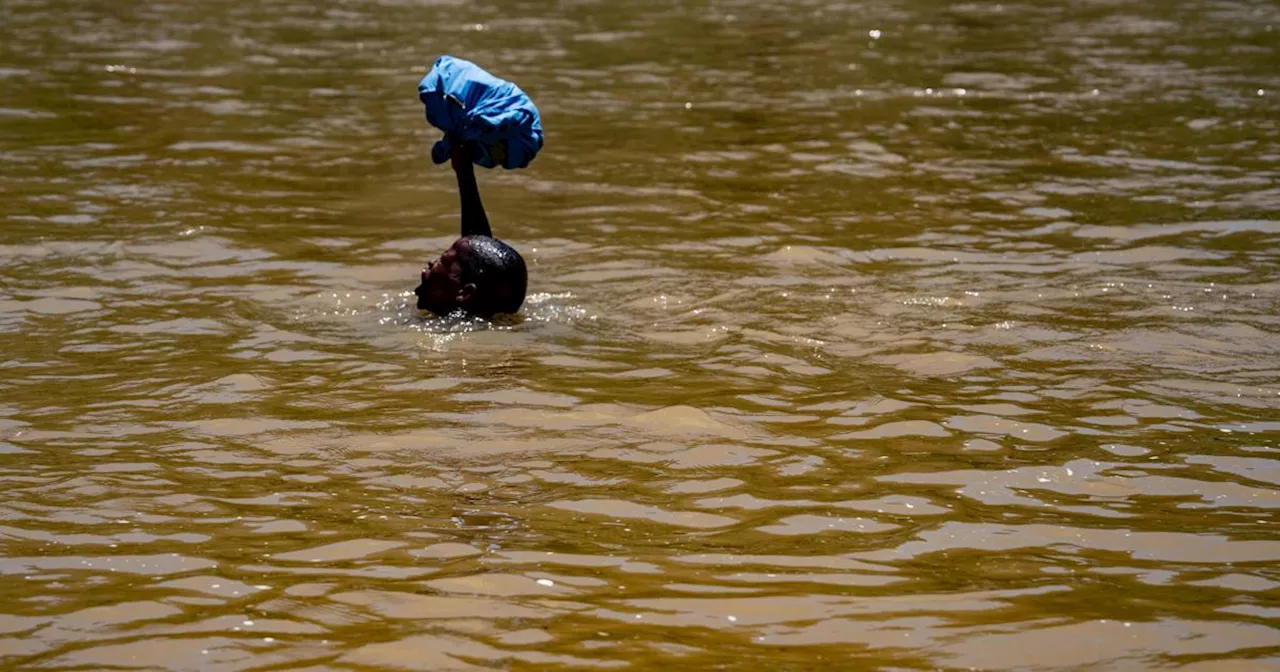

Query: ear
456,283,477,306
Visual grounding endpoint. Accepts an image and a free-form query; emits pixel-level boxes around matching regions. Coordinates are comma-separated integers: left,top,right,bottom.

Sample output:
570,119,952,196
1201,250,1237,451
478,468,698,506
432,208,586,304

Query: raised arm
451,143,492,238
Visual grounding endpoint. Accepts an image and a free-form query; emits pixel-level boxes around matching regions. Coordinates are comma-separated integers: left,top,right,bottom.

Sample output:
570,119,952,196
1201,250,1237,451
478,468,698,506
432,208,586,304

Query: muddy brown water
2,0,1279,669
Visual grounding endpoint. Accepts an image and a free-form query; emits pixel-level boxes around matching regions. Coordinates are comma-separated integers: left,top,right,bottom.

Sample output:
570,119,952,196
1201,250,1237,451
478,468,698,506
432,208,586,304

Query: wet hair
458,235,527,315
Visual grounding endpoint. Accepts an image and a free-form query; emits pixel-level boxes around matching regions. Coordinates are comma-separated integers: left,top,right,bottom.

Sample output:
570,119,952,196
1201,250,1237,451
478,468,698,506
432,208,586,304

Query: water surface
1,0,1279,669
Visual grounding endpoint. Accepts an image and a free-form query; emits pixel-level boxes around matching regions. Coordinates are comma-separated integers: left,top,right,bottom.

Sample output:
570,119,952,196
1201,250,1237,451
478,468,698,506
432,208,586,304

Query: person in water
414,140,527,317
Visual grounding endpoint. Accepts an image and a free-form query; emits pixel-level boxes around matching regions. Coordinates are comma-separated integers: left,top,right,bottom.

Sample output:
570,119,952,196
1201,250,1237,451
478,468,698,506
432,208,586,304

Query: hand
450,141,478,173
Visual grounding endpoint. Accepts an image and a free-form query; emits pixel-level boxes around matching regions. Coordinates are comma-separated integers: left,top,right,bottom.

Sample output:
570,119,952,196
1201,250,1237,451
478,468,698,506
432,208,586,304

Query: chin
419,300,455,315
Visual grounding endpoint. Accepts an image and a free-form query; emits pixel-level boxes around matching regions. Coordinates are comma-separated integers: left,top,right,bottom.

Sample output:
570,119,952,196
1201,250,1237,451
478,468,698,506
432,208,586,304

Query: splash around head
414,235,527,318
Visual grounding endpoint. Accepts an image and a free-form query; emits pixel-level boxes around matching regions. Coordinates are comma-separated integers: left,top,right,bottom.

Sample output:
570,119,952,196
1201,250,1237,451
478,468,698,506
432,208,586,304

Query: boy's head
414,235,527,317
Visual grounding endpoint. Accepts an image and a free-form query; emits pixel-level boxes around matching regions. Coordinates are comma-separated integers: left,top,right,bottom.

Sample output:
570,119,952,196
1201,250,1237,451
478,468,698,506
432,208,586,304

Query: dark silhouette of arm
451,143,491,238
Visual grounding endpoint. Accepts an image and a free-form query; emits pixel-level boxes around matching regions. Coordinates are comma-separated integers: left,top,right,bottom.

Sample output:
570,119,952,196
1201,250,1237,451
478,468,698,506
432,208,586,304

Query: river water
2,0,1279,669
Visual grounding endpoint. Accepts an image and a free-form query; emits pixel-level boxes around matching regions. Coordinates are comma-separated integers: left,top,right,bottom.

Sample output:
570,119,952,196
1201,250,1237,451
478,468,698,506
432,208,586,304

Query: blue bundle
418,55,543,170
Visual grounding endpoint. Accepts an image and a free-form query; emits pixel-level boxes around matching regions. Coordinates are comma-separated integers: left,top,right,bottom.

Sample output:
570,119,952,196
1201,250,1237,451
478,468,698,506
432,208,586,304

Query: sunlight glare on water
0,0,1278,669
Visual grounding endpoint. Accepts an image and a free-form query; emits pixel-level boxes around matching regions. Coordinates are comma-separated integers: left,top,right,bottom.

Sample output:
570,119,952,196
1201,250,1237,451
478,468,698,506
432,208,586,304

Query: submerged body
414,144,527,317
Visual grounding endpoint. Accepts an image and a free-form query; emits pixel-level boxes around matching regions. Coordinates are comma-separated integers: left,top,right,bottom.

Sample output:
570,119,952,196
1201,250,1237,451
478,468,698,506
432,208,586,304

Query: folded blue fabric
418,55,543,170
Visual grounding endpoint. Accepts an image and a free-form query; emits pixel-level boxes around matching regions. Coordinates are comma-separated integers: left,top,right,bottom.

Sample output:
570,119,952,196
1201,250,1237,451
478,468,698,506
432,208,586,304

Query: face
414,239,473,314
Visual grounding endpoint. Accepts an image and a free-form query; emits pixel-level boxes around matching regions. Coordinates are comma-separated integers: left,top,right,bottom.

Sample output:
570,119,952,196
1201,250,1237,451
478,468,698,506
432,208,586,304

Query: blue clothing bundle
418,55,543,170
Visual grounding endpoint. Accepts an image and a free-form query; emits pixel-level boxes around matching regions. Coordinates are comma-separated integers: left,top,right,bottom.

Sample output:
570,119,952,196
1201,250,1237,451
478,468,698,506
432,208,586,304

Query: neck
454,157,492,238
